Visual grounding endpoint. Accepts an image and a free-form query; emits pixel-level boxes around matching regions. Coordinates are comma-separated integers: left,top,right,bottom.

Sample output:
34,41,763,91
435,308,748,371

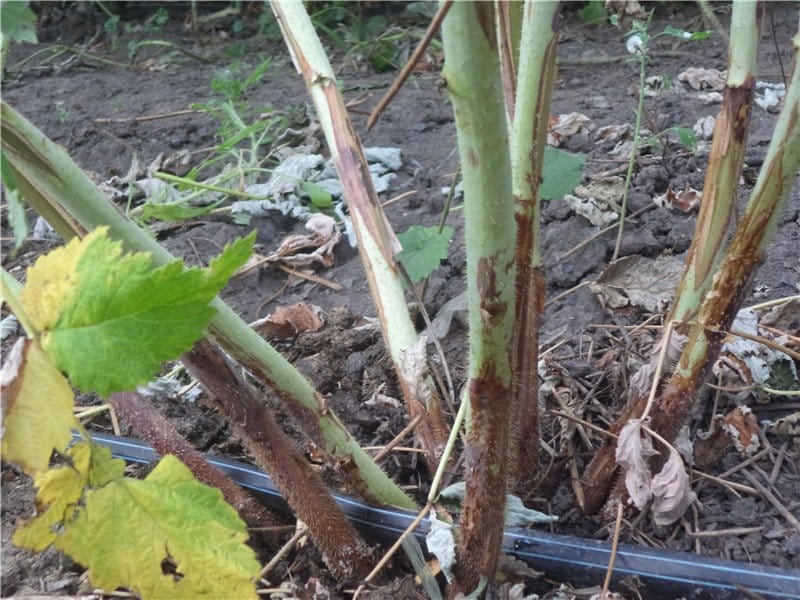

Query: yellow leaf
1,338,78,474
20,228,113,332
58,455,259,599
13,442,126,551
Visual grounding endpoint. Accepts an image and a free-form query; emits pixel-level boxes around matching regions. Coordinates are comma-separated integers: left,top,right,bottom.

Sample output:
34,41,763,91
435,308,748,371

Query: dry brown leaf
595,123,632,144
251,302,324,340
651,448,696,526
590,254,684,314
721,406,760,455
547,112,593,147
653,184,702,213
616,418,659,509
268,214,342,269
678,67,726,91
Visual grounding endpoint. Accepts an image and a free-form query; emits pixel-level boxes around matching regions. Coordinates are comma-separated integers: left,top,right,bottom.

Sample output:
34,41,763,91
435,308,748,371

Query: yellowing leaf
20,227,254,395
19,231,89,332
12,442,123,550
1,338,78,474
57,455,259,599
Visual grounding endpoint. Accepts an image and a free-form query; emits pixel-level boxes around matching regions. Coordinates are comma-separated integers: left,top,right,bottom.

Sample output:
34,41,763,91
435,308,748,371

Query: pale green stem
0,269,34,337
0,100,415,510
442,1,516,591
271,0,449,470
612,48,647,262
668,1,760,323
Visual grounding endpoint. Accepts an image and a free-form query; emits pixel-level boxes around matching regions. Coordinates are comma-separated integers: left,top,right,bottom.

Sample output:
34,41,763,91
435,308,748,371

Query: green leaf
21,227,254,395
57,455,259,599
541,147,585,200
672,126,697,151
578,0,607,24
396,225,453,283
0,0,38,44
1,152,29,251
301,180,333,208
661,25,712,41
140,201,221,222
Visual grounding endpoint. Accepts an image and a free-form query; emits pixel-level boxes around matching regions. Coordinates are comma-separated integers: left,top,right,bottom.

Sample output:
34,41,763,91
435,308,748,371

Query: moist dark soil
2,2,799,599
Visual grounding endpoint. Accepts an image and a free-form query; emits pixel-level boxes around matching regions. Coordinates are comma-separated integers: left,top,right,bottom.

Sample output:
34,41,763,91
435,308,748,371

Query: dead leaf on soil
563,176,625,226
653,184,702,213
721,406,760,455
616,419,659,509
693,115,716,140
547,112,593,147
698,91,724,105
765,412,800,443
267,214,342,269
616,419,696,524
651,447,696,526
678,67,726,91
760,298,800,333
595,123,632,145
712,309,799,403
251,302,324,340
605,0,647,30
590,254,684,314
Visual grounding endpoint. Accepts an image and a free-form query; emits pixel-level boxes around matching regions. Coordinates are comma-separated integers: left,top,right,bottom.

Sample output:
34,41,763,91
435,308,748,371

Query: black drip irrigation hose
85,433,800,600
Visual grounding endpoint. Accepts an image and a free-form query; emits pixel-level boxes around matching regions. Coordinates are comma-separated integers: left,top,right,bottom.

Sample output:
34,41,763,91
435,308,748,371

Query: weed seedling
612,13,711,260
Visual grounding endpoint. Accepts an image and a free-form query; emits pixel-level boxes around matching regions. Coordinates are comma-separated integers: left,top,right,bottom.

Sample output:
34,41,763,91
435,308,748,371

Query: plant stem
270,0,450,474
581,5,794,516
109,391,281,531
611,44,647,262
508,0,559,496
441,2,517,592
181,339,372,579
0,100,415,511
667,1,763,324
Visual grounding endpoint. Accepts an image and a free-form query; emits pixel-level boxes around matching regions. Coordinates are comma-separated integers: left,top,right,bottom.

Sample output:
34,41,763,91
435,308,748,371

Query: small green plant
192,58,287,173
612,13,711,260
144,6,169,32
0,0,37,74
54,102,70,125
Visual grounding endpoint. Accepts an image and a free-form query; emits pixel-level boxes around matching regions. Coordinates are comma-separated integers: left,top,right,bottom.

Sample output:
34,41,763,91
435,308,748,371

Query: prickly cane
0,101,416,511
441,2,517,592
508,0,560,496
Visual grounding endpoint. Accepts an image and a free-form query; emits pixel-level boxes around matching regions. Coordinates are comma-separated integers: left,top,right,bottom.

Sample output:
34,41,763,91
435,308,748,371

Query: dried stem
271,1,449,473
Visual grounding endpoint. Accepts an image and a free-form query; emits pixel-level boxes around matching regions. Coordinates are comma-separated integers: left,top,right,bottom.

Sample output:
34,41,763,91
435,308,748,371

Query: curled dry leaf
590,254,684,314
595,123,632,144
653,184,702,213
650,448,696,526
712,309,799,402
547,112,593,147
695,407,760,469
563,176,624,226
693,115,716,140
616,418,659,509
678,67,726,91
251,302,324,340
268,214,342,269
616,419,696,524
722,406,760,455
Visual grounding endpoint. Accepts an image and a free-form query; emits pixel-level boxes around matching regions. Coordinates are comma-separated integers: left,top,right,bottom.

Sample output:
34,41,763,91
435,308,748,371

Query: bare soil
2,2,799,598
